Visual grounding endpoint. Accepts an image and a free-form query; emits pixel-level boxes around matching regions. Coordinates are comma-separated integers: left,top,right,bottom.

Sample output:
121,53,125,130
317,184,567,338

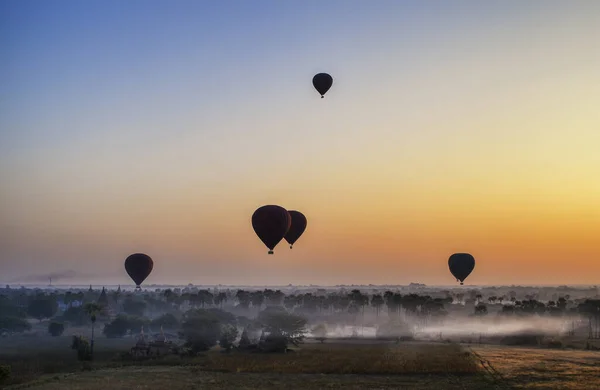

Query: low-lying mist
308,315,581,340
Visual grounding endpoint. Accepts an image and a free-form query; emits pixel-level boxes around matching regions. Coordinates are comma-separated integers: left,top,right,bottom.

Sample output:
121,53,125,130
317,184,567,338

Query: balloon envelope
125,253,154,288
252,205,291,254
284,210,307,248
312,73,333,98
448,253,475,285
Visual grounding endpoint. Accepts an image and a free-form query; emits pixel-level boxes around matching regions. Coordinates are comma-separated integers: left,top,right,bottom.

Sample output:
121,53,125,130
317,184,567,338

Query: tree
474,304,488,316
371,294,384,317
0,316,31,334
238,328,252,349
257,307,307,351
84,303,101,360
103,315,130,338
197,290,214,308
71,335,91,361
48,322,65,337
214,292,228,309
219,324,238,352
250,291,265,312
0,295,26,318
61,306,90,326
180,310,223,353
151,313,180,330
236,290,251,309
123,298,147,317
27,297,58,322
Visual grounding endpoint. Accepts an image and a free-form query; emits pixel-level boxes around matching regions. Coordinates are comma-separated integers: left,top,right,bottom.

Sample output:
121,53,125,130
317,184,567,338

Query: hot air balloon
284,210,307,249
125,253,154,290
252,205,291,254
312,73,333,98
448,253,475,285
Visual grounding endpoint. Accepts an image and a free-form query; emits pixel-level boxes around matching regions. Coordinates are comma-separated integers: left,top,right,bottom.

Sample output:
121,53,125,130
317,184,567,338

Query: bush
0,365,10,384
546,339,563,348
71,335,92,361
48,322,65,337
500,333,543,346
259,331,288,353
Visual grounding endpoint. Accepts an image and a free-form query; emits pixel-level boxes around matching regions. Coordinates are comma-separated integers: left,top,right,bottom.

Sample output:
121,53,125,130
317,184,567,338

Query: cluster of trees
1,285,599,345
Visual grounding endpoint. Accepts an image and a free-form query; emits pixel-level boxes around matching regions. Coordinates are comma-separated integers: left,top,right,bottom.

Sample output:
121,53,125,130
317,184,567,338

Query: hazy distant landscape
1,283,599,389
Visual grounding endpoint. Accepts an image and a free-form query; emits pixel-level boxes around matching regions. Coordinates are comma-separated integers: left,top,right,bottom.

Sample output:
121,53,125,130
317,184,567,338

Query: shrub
48,322,65,337
259,331,288,353
0,365,10,384
546,339,563,348
71,335,92,361
500,333,543,346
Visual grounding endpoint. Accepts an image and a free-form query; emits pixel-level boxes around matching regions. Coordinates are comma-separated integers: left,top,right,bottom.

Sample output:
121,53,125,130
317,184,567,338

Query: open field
472,345,600,389
3,335,600,389
1,338,489,389
2,366,494,390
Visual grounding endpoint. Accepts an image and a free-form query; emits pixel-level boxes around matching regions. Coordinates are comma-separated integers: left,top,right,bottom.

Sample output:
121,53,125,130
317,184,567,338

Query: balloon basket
460,282,464,286
268,250,274,255
289,245,293,249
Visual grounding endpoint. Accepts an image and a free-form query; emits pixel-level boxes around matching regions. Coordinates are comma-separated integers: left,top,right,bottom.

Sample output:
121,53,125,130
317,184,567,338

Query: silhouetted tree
474,304,488,316
27,296,58,322
84,303,101,360
371,294,384,317
48,321,65,336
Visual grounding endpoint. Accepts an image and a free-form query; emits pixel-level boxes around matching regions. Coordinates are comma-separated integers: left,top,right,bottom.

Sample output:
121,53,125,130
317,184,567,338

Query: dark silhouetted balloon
312,73,333,98
448,253,475,285
252,205,291,254
125,253,154,289
284,210,307,249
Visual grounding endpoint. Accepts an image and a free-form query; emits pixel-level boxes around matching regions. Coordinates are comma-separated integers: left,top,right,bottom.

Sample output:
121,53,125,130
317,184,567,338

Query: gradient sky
1,1,599,286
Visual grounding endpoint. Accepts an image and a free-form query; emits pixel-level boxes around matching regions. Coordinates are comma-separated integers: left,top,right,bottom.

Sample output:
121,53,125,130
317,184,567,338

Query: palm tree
84,303,101,360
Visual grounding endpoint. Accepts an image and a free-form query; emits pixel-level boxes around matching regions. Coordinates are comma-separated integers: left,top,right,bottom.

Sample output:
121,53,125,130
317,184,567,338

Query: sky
1,1,600,286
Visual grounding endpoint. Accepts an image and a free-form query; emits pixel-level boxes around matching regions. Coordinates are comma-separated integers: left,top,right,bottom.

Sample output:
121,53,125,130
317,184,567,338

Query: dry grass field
2,340,491,389
471,345,600,390
3,336,600,390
